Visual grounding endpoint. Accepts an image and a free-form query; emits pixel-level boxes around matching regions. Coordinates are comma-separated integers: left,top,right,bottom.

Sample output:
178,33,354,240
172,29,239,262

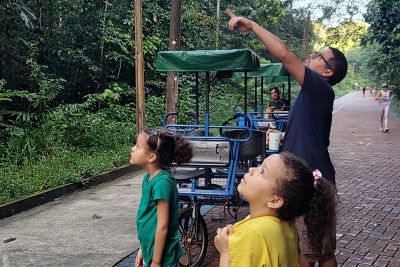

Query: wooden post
135,0,145,133
166,0,182,124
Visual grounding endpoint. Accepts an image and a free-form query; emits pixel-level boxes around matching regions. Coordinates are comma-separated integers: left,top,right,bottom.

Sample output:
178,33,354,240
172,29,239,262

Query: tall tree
165,0,182,123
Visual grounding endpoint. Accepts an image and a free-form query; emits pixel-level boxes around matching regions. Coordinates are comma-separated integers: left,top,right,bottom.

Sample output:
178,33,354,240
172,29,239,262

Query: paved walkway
0,170,144,267
200,92,400,266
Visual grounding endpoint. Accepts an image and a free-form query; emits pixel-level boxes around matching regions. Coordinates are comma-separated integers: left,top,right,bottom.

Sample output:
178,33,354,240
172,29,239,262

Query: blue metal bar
228,141,239,194
164,124,253,142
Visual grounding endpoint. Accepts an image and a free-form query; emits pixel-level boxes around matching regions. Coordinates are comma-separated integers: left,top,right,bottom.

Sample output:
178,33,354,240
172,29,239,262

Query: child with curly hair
130,129,193,267
214,152,336,267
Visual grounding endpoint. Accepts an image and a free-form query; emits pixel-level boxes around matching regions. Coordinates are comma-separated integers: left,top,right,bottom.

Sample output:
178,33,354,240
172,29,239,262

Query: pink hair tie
313,169,322,185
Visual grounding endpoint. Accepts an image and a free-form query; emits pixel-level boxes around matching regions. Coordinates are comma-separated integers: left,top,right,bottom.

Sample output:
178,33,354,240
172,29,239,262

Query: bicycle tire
178,207,208,267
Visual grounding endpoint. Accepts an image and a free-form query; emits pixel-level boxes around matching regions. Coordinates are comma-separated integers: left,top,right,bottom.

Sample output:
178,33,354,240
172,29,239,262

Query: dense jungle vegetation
0,0,399,204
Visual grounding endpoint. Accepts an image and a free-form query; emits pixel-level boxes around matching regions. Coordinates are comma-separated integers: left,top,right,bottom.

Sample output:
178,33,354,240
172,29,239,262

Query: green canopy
156,49,260,72
233,63,289,78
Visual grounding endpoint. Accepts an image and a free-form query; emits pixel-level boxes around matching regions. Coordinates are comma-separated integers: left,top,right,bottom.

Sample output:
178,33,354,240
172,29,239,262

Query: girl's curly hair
143,128,193,167
275,152,336,253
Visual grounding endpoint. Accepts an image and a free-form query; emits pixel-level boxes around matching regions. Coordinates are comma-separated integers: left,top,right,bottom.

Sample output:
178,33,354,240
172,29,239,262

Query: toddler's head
130,129,193,168
238,152,322,221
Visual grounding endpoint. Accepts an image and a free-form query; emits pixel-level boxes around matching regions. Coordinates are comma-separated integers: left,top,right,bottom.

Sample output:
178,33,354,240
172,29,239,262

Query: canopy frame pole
195,72,199,124
244,71,248,116
260,77,264,114
254,77,257,112
288,76,291,103
205,71,210,136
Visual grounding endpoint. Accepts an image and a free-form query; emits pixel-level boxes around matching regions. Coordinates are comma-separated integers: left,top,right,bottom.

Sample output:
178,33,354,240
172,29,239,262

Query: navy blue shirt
282,67,335,181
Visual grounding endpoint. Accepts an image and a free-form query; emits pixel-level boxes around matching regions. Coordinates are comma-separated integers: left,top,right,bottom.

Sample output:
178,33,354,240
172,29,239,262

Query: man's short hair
326,47,348,86
270,86,280,96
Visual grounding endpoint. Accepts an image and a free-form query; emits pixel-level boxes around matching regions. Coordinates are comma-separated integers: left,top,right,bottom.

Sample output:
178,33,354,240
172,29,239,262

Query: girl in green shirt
130,129,193,267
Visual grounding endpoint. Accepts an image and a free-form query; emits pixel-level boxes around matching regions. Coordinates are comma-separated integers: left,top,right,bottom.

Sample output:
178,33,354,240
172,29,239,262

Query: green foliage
363,0,400,95
314,20,368,52
1,0,373,205
145,95,165,128
0,144,131,204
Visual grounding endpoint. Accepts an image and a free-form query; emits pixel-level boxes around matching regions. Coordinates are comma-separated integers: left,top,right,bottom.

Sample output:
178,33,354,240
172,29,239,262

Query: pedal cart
156,49,264,266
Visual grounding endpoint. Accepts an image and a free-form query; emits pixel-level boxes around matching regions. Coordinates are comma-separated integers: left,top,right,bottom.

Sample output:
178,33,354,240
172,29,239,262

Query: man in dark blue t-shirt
282,66,336,181
227,9,348,267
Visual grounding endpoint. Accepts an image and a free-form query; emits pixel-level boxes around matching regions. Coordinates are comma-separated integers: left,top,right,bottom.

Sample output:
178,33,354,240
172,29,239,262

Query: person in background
362,87,366,97
130,129,193,267
264,87,289,119
375,84,392,132
227,7,348,267
214,152,336,267
268,87,287,109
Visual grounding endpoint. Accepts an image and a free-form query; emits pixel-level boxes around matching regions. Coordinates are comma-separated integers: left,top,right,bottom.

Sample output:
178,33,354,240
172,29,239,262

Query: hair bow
313,169,322,185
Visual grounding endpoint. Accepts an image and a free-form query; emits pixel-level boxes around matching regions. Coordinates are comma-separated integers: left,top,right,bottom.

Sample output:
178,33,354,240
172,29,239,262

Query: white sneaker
379,127,383,131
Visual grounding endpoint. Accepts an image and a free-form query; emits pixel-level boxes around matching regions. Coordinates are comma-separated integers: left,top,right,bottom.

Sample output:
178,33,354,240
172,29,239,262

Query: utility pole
135,0,145,133
166,0,182,124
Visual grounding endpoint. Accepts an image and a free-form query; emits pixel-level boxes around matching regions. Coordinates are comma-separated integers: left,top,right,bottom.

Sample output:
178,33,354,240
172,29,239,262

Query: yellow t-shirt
228,215,298,267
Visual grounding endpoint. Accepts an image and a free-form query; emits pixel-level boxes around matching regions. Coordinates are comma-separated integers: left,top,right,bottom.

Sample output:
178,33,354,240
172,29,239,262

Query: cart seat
171,168,205,181
215,168,247,177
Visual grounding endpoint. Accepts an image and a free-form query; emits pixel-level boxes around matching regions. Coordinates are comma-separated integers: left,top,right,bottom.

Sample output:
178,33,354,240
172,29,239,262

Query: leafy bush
0,144,131,204
145,95,165,128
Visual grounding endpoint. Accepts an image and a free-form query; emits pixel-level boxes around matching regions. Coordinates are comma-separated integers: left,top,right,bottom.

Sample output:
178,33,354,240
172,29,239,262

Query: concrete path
0,170,144,267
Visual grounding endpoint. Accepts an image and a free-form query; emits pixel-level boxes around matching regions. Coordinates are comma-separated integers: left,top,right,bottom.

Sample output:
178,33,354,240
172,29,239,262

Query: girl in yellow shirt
214,152,336,267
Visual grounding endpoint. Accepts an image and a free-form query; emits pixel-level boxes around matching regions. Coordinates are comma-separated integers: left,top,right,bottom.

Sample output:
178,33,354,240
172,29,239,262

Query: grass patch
0,144,131,205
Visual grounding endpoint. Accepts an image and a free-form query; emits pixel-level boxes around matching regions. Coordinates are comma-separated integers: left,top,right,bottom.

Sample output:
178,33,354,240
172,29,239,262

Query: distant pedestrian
214,153,336,267
362,87,366,97
130,129,193,267
369,87,373,96
375,84,392,132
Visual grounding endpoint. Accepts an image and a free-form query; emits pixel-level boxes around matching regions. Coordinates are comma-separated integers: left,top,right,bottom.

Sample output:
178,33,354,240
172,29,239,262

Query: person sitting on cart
264,86,289,119
214,152,336,267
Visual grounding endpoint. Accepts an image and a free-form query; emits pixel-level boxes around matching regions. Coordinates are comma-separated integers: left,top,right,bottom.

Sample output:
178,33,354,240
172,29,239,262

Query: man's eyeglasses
308,52,334,71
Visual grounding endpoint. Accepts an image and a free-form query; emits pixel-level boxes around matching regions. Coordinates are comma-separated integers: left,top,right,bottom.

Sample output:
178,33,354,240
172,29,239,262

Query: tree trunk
166,0,182,124
135,0,145,133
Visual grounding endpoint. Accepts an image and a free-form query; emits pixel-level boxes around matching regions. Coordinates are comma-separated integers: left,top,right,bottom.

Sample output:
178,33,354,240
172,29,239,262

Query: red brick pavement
201,92,400,267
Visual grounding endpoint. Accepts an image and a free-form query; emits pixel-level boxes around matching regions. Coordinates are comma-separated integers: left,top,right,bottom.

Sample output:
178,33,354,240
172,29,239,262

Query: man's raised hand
226,8,253,32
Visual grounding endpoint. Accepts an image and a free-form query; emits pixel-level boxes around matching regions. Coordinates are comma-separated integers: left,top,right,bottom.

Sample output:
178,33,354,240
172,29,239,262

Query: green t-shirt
136,170,183,267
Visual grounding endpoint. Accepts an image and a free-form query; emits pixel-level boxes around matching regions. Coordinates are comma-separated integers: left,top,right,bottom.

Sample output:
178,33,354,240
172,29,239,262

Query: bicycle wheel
178,207,208,267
